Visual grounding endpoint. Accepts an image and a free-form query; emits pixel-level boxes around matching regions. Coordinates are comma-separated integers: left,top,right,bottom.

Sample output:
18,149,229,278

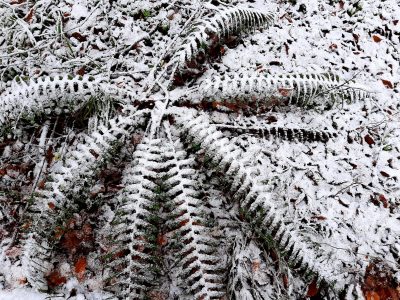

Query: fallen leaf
157,233,168,247
379,194,388,208
71,32,87,42
24,8,34,23
46,270,66,288
380,171,390,177
381,79,393,89
48,202,56,210
77,67,86,76
278,88,292,97
74,256,87,281
372,35,382,42
306,279,319,297
364,135,375,145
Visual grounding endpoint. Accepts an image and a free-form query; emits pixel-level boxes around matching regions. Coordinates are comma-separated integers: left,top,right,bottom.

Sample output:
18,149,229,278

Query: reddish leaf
381,79,393,89
329,43,338,51
24,8,34,23
282,274,289,288
306,279,319,297
45,146,54,165
379,194,388,208
157,233,168,247
77,67,86,76
46,270,66,288
74,256,87,281
179,219,189,227
372,35,382,42
365,291,381,300
48,202,56,210
364,135,375,145
0,169,6,176
278,88,292,97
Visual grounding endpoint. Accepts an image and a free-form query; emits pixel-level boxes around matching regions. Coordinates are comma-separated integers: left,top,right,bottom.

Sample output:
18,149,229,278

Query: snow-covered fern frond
197,72,371,108
107,138,163,299
24,109,147,290
164,125,224,299
172,7,275,70
214,117,337,142
174,108,339,290
0,75,137,130
22,233,53,291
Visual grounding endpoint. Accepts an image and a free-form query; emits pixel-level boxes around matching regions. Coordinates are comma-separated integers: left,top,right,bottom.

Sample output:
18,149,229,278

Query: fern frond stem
171,7,274,71
173,108,339,290
215,123,337,142
108,137,165,299
0,74,138,129
195,72,371,108
164,121,224,299
143,5,205,95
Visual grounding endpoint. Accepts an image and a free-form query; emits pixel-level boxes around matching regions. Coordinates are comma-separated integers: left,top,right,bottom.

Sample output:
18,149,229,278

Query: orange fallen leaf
372,35,382,42
74,256,87,281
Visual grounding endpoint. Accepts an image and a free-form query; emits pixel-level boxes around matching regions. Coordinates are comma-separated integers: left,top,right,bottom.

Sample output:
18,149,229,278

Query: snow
0,0,399,298
0,289,47,300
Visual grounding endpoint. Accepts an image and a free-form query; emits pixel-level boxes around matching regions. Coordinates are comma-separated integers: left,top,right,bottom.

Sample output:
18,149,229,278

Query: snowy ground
0,0,399,298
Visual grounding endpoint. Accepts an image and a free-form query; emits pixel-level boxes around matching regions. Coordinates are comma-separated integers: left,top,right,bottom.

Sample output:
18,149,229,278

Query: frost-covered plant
0,1,399,299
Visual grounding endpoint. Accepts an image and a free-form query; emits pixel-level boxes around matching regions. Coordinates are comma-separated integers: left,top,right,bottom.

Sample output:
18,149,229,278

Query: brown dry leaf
71,32,87,42
372,35,382,42
362,261,400,300
38,179,46,190
306,279,319,297
381,79,393,89
156,233,168,247
278,87,292,97
24,8,34,23
379,194,389,208
365,291,381,300
251,260,260,272
45,146,54,165
364,135,375,145
74,256,87,281
77,67,86,76
380,171,390,177
46,270,67,288
48,202,56,210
